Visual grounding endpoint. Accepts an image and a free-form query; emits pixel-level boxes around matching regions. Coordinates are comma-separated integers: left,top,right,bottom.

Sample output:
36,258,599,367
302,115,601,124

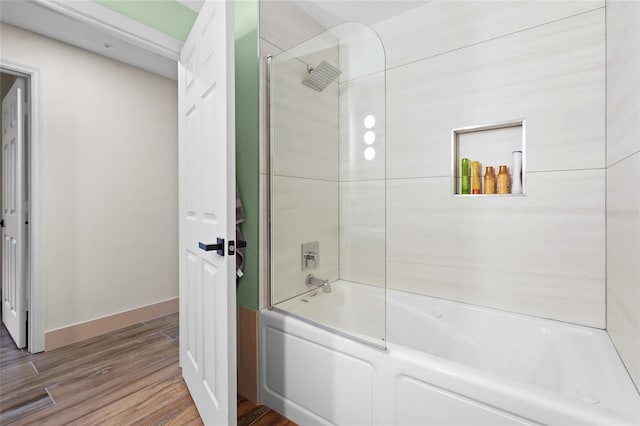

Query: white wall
343,1,607,327
606,0,640,388
0,23,178,332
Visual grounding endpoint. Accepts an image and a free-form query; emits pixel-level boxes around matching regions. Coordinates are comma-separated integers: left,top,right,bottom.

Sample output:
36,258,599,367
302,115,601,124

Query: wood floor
0,314,296,425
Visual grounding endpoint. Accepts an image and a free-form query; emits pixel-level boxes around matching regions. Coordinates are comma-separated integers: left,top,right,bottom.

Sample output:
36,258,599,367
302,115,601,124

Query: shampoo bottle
497,165,510,194
461,158,470,194
484,166,496,194
471,161,482,194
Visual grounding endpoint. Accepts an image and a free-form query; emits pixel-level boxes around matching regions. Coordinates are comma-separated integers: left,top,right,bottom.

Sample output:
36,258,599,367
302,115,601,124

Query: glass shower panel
269,22,386,347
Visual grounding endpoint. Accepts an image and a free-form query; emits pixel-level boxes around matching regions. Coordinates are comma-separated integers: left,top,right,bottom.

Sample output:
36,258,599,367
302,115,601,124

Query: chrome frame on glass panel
266,55,273,310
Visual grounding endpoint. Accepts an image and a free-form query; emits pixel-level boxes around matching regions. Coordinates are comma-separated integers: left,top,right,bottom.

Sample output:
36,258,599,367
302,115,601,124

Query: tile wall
260,1,340,304
370,1,607,327
338,30,386,287
261,1,609,328
606,0,640,388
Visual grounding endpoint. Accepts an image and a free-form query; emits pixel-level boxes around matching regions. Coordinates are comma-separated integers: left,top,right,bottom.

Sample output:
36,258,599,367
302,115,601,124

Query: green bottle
461,158,471,194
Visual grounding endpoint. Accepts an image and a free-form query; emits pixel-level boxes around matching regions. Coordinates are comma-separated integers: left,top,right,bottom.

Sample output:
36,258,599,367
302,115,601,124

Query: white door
1,78,27,348
178,1,237,424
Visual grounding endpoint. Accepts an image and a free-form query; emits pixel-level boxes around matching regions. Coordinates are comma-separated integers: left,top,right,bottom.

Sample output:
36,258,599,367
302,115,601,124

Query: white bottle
512,151,523,194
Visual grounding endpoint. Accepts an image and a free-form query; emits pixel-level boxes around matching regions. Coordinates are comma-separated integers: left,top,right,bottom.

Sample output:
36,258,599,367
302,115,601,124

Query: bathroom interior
255,0,639,425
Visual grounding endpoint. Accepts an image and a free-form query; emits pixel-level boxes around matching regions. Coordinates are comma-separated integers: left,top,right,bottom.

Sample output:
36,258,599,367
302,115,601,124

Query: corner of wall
605,0,640,389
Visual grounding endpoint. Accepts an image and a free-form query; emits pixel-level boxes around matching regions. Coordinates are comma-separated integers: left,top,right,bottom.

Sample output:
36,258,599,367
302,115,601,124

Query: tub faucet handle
303,251,317,269
301,241,319,270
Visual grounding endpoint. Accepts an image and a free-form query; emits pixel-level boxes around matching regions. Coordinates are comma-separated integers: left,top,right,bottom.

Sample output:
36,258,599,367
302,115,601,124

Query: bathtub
260,280,640,425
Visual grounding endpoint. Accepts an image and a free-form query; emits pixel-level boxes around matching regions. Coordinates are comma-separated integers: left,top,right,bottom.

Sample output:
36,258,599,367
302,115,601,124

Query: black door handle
198,242,222,251
199,238,225,256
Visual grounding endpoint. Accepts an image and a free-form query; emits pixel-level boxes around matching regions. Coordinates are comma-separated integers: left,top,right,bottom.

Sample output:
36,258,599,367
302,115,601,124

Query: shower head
302,60,342,92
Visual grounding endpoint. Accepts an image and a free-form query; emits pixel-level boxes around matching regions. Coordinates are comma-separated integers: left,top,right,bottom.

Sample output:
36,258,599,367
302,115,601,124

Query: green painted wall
235,0,260,311
96,0,197,41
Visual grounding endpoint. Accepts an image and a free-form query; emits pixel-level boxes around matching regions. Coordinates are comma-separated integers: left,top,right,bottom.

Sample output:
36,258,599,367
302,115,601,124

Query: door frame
0,59,44,353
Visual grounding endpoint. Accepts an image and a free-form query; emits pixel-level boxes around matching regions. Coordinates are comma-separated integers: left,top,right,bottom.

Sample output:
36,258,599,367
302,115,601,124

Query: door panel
1,78,27,349
179,1,236,424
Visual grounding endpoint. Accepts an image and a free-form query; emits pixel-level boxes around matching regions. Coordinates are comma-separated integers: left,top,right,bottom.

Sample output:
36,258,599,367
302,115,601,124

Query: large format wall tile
271,49,339,181
260,0,326,51
339,180,385,287
262,1,609,333
606,0,640,166
339,71,386,182
387,170,606,327
261,0,341,310
606,0,640,389
284,31,339,73
607,147,640,385
386,9,605,179
337,23,386,83
272,176,339,304
374,0,604,69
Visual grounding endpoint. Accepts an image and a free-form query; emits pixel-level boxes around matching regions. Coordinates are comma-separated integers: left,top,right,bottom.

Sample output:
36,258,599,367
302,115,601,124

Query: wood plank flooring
0,314,296,425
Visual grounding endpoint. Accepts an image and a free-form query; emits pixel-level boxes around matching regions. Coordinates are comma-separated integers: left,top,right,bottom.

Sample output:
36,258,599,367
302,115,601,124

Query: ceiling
0,0,200,80
0,0,426,81
95,0,198,41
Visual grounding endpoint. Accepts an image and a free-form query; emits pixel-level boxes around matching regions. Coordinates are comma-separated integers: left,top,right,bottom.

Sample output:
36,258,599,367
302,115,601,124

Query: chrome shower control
301,241,319,270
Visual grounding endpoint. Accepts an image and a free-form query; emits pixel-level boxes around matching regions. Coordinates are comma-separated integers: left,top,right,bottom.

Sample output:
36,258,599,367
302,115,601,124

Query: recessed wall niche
451,119,526,196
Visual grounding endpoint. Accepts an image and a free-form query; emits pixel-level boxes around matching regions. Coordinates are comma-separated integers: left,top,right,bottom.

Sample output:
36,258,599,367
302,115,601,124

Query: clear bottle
512,151,523,194
497,165,510,194
484,166,496,194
